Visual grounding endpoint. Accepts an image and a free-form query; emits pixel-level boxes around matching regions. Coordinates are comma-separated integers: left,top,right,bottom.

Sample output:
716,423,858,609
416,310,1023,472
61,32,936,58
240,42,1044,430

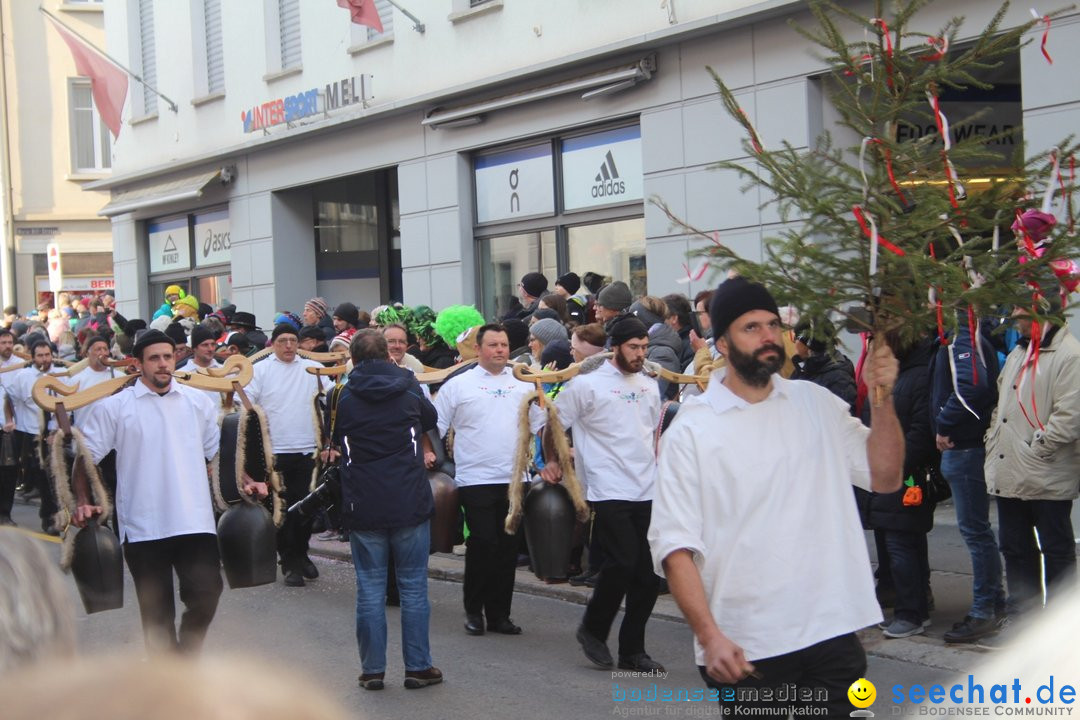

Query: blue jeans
350,520,432,674
940,448,1004,620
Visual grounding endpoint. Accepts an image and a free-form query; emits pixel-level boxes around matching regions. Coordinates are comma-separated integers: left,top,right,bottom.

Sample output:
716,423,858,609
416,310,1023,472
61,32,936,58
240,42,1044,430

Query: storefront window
567,218,647,299
479,230,555,320
146,206,232,315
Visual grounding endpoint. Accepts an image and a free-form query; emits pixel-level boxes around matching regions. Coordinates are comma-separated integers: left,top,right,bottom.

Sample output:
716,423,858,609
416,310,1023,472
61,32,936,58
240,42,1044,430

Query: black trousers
0,432,15,518
16,431,56,526
275,452,317,573
700,632,867,719
997,496,1077,611
583,499,660,657
459,483,518,622
123,532,224,653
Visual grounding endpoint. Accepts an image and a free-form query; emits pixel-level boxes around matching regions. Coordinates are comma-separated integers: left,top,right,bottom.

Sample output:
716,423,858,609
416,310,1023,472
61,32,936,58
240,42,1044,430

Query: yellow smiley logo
848,678,876,708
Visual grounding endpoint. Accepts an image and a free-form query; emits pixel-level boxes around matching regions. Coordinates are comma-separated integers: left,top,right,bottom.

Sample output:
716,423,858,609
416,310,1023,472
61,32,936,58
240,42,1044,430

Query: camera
288,467,341,517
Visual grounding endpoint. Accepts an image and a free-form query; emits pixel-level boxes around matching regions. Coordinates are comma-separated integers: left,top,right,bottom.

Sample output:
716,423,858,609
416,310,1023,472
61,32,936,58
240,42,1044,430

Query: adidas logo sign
591,150,626,199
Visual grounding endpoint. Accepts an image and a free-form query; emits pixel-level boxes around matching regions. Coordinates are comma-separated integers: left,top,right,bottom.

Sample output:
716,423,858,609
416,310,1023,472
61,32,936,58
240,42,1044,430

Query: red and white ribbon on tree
1030,9,1054,64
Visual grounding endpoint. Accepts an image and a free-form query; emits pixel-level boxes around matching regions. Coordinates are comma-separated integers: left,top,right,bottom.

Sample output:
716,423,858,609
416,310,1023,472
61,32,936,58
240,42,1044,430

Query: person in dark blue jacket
928,314,1004,643
330,329,442,691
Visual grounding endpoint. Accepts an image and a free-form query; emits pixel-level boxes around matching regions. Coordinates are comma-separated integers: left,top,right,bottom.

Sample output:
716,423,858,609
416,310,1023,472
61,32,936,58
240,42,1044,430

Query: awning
98,168,224,217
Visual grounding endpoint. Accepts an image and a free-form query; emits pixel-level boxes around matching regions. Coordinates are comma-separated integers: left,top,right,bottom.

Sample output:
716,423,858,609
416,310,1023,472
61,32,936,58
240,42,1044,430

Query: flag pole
39,7,178,114
385,0,425,33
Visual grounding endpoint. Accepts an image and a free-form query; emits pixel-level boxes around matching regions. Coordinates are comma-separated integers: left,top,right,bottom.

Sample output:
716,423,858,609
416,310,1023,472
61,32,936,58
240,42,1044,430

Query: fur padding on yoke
210,405,285,527
504,392,589,534
50,427,111,570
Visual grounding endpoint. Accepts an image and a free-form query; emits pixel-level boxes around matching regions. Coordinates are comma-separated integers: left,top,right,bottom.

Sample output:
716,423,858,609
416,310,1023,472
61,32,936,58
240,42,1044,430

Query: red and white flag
337,0,384,33
48,18,127,138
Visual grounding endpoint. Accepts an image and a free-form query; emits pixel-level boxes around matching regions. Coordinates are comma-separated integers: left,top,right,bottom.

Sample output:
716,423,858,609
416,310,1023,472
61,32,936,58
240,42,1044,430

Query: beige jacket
984,326,1080,501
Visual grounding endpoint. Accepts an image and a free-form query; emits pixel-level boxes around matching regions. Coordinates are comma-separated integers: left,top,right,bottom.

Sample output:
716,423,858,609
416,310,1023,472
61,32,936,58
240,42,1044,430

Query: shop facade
91,1,1078,326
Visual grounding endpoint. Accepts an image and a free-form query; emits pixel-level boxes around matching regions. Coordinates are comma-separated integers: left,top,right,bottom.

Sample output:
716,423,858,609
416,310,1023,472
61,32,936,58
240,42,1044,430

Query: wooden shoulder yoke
174,354,254,391
416,358,477,384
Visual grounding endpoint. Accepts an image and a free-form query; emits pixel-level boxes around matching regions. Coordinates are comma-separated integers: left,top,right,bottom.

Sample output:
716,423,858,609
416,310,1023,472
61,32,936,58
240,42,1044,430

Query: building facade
0,0,115,314
91,0,1079,324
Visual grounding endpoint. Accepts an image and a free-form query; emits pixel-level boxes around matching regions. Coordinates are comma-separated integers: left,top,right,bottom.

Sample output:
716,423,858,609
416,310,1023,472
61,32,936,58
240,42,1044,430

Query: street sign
46,242,63,294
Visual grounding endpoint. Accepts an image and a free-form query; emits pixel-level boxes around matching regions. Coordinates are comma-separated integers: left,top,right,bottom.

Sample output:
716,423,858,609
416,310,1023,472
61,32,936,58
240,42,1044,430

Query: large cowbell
70,519,124,614
522,481,576,580
215,411,277,589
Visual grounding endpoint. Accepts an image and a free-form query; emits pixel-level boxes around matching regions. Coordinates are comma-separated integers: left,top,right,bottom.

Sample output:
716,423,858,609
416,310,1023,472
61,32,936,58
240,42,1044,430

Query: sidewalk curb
309,540,987,667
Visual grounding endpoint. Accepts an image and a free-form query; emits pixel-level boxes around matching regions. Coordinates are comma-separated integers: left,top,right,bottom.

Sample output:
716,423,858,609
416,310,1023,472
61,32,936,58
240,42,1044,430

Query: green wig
434,305,484,348
375,304,413,329
409,306,439,345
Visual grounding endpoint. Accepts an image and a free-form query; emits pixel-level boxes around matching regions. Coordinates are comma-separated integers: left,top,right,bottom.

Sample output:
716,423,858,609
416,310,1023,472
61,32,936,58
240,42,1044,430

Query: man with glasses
246,324,323,587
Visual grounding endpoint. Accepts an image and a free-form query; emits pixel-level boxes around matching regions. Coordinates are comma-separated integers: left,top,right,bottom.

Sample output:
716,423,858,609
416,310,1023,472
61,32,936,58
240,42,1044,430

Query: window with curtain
138,0,156,114
278,0,301,69
204,0,224,94
69,79,111,172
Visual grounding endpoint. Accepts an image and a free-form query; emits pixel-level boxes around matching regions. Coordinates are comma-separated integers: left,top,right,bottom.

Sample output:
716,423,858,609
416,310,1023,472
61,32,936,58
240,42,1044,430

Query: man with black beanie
72,328,268,653
245,323,324,587
536,314,665,672
649,276,904,717
514,272,548,321
331,303,361,352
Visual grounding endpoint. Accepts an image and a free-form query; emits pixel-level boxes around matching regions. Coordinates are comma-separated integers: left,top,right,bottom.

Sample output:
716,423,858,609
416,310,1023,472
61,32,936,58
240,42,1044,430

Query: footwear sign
562,125,642,211
46,242,63,294
148,217,191,274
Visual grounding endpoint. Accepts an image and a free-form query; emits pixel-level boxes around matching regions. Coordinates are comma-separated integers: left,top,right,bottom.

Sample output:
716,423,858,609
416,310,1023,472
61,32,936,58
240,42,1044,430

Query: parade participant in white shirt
648,277,903,716
433,323,533,636
72,329,268,653
537,315,665,672
0,328,22,525
176,325,228,408
246,323,323,587
9,339,62,533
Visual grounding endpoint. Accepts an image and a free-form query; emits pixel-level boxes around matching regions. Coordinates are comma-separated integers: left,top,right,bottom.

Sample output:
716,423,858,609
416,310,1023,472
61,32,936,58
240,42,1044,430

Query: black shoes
404,667,443,689
618,653,666,673
576,624,613,668
300,557,319,580
284,570,305,587
569,569,599,588
943,615,999,644
464,613,485,636
358,673,384,691
487,618,522,635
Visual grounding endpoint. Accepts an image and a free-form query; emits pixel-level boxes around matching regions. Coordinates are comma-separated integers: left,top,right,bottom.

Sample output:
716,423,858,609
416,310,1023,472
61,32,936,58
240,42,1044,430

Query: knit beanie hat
582,271,605,295
608,316,648,346
305,297,330,319
520,272,549,298
529,318,568,348
555,272,581,295
333,302,360,328
709,276,780,338
190,324,217,348
271,323,299,342
540,339,573,370
274,312,301,331
597,281,632,311
163,322,187,346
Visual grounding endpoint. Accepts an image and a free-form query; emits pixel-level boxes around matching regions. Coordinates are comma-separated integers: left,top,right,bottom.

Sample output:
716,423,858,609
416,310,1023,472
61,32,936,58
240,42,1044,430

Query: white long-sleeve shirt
79,381,220,543
531,360,660,502
434,365,532,487
9,365,59,434
648,370,881,663
63,366,118,428
245,354,323,454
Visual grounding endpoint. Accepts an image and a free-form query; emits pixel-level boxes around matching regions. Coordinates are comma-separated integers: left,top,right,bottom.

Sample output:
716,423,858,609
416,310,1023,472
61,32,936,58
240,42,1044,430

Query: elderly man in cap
246,323,324,587
229,312,268,349
648,277,903,716
536,315,666,672
72,329,268,653
595,281,633,332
